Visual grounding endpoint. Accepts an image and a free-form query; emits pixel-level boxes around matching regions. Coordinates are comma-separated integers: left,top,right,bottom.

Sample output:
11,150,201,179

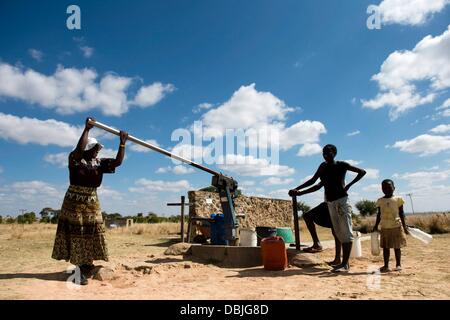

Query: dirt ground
0,223,449,300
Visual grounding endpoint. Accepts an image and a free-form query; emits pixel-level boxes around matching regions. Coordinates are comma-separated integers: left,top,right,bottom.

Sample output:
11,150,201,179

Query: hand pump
87,119,239,245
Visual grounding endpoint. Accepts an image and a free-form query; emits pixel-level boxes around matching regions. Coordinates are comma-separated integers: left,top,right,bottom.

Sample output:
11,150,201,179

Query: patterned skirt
380,226,406,249
52,185,109,265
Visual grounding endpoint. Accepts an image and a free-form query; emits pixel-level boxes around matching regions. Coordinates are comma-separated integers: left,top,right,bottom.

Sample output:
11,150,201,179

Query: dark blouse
68,152,116,188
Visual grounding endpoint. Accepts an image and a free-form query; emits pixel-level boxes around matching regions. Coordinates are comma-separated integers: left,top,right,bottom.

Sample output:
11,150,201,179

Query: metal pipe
88,119,220,176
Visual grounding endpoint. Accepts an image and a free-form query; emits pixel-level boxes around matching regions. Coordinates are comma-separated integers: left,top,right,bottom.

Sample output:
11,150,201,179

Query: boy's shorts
327,196,354,243
303,202,332,228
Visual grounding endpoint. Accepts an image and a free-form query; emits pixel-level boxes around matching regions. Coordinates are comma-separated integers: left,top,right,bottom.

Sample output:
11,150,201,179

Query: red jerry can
261,236,287,271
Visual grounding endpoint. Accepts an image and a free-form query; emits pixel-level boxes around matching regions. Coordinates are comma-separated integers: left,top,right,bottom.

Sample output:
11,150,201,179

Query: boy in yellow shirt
373,179,409,272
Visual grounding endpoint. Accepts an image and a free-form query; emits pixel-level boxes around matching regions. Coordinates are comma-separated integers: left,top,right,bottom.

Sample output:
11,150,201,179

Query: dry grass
0,223,56,241
108,222,186,236
354,213,450,234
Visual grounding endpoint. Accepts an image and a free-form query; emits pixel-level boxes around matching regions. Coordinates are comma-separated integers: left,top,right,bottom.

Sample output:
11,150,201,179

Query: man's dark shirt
318,161,350,202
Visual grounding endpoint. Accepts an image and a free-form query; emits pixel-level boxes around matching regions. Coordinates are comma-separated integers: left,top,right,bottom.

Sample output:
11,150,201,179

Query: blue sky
0,0,449,216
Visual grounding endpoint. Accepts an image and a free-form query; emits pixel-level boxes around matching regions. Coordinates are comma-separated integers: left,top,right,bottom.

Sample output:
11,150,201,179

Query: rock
134,266,153,274
290,253,324,268
93,267,116,281
164,243,192,256
184,263,191,269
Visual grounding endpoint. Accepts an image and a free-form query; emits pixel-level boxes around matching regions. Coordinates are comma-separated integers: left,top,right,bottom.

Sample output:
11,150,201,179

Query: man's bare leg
303,213,323,251
327,227,341,266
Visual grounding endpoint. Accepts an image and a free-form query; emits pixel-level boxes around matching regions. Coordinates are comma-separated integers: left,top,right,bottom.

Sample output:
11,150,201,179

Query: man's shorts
327,196,354,243
303,202,332,228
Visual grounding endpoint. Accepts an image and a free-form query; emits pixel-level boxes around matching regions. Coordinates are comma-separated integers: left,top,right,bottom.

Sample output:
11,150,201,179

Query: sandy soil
0,224,449,300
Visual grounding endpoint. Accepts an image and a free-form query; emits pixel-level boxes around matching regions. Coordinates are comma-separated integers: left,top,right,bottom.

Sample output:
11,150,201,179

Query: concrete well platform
189,244,304,268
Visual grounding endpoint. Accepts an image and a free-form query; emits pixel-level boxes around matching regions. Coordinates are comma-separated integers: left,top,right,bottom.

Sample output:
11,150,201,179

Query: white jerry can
371,231,380,256
351,231,362,258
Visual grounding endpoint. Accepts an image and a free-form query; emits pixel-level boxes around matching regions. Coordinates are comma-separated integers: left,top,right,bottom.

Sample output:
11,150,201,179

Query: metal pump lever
87,119,240,244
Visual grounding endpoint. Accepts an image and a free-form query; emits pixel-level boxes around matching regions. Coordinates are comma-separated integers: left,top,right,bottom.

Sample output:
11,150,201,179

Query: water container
350,231,362,258
239,229,257,247
276,227,295,244
371,232,380,256
261,236,288,271
210,213,228,245
256,227,277,246
408,227,432,244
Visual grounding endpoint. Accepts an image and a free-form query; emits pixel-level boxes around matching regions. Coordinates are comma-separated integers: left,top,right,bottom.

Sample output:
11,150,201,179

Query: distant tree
355,200,377,217
17,212,37,224
5,216,16,224
297,201,311,215
39,207,54,223
168,215,181,223
135,213,145,223
0,215,2,224
50,210,60,224
147,213,161,224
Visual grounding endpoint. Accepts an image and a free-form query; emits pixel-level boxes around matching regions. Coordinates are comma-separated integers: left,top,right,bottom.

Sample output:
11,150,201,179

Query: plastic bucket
408,227,432,244
256,227,277,246
276,227,295,244
239,229,257,247
210,213,228,245
350,231,362,258
371,232,380,256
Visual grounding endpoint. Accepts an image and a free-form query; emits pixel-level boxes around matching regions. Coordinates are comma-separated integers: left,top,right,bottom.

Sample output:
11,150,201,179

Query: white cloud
44,152,68,168
437,98,450,110
98,148,118,159
129,139,160,153
262,177,294,186
391,134,450,156
279,121,326,151
12,180,62,200
80,46,94,58
430,124,450,133
0,113,80,146
171,143,213,162
129,179,191,193
362,25,450,120
43,148,120,168
240,180,255,187
0,62,174,116
28,49,43,62
268,188,290,200
348,168,380,179
193,102,214,113
347,130,360,137
365,168,380,179
133,82,175,107
362,184,382,193
376,0,450,26
217,154,295,177
344,159,362,166
73,37,94,58
393,169,450,186
156,165,195,175
201,84,293,137
199,84,326,153
97,185,123,200
297,143,322,157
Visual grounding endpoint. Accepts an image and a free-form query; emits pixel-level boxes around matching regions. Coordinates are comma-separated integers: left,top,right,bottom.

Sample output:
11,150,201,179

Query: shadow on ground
144,238,181,248
0,272,69,282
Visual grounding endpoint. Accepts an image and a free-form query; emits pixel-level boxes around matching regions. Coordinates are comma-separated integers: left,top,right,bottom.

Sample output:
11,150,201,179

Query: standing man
289,144,366,272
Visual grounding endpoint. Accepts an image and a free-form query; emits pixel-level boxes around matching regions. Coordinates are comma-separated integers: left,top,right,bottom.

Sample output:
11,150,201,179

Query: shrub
355,200,377,216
